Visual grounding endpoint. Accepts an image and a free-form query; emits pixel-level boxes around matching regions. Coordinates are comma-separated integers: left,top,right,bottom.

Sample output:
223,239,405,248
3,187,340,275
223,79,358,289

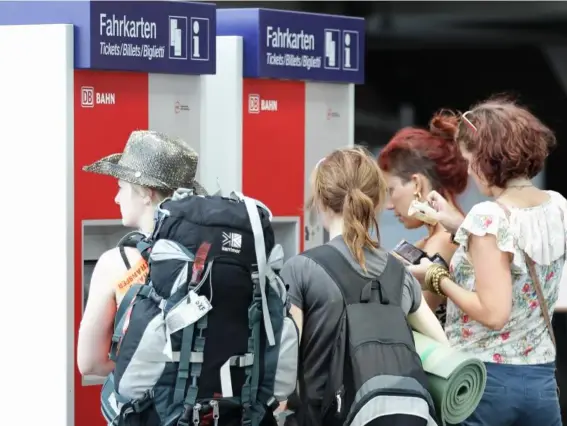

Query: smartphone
392,240,427,265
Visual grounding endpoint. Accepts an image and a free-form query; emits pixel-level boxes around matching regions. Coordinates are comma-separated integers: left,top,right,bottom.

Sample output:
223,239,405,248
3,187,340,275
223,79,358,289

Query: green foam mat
414,332,487,425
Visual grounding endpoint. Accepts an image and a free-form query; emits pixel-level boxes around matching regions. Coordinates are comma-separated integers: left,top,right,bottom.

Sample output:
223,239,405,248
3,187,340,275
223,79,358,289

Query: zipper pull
192,403,202,425
336,386,345,415
210,400,220,426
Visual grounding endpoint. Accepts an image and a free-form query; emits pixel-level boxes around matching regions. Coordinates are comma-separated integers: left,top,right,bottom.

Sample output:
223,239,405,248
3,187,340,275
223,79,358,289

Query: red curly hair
378,117,468,209
433,96,556,188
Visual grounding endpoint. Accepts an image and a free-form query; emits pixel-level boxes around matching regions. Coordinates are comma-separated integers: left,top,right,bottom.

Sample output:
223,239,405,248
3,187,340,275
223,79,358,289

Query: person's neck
427,222,446,238
490,177,533,199
328,216,344,240
138,208,156,236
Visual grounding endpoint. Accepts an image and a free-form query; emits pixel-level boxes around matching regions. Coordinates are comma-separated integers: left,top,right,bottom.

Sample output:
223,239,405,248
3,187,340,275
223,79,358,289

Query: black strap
302,244,394,305
119,245,131,270
117,231,147,270
377,254,406,307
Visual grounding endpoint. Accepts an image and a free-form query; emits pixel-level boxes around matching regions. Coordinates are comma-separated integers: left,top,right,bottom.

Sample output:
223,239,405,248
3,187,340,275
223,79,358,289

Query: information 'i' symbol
344,33,351,69
192,20,200,58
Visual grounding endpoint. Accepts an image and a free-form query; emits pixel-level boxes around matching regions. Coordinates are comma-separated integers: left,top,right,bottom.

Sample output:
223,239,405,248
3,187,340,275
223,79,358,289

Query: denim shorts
460,362,561,426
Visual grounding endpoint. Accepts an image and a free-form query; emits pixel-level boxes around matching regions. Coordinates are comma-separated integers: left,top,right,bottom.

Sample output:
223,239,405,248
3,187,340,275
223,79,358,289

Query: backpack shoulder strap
302,244,387,305
109,283,144,362
377,254,406,307
117,231,146,270
118,246,131,270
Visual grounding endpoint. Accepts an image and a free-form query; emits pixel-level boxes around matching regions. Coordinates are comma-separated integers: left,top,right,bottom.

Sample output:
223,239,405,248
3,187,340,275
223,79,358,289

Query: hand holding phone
392,240,449,269
392,240,427,265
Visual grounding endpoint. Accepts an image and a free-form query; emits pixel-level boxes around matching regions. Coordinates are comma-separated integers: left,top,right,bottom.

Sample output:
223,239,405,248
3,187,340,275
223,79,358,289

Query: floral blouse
446,190,567,365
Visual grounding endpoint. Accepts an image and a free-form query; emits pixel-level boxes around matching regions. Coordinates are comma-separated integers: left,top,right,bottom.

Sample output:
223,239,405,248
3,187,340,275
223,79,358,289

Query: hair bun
429,110,459,141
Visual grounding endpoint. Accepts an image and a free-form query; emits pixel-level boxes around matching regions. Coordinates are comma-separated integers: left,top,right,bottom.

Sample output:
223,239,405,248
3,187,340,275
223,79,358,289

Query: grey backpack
301,245,438,426
101,191,299,426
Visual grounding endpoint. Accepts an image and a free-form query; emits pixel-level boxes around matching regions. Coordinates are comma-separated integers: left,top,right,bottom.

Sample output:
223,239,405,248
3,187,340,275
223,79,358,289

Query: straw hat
82,130,207,195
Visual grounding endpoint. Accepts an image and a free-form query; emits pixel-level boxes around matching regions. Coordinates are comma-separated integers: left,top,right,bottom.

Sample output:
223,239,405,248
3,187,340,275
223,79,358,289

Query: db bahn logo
80,86,116,108
247,94,278,114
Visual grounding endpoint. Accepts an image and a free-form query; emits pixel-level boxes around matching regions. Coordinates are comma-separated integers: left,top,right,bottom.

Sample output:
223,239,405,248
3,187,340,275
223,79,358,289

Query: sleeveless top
446,190,567,365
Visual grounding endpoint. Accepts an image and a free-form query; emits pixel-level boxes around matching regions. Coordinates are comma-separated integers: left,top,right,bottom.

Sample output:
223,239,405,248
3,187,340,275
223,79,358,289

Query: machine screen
83,260,97,311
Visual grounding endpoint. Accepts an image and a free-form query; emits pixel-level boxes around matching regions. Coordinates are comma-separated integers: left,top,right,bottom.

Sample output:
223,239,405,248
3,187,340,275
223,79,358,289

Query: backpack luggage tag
163,243,213,360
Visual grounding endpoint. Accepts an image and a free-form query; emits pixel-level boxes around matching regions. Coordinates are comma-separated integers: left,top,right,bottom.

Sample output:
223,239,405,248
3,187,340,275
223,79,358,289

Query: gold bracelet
425,264,451,296
434,268,450,296
424,264,441,291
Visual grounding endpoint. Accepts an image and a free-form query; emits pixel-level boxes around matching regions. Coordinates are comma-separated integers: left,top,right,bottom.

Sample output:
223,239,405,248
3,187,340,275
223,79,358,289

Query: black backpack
101,191,299,426
300,244,438,426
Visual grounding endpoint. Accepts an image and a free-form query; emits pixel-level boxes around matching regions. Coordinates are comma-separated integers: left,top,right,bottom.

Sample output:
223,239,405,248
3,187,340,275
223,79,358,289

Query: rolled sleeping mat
413,332,487,425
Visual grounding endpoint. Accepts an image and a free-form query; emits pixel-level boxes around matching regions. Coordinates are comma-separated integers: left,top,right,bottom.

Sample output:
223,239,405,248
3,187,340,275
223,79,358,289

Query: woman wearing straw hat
77,130,207,377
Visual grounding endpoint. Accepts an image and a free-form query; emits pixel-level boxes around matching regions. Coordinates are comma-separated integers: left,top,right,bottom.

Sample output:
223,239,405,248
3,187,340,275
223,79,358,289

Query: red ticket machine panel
242,79,305,253
74,70,149,426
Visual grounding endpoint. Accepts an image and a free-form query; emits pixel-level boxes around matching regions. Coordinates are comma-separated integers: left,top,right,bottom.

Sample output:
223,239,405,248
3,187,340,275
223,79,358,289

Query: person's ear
410,173,431,201
410,174,423,200
142,188,154,206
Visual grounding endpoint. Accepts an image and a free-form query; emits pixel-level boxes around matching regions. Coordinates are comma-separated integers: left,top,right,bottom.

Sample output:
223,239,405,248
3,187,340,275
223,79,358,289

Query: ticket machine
0,3,364,424
200,8,365,253
0,1,216,424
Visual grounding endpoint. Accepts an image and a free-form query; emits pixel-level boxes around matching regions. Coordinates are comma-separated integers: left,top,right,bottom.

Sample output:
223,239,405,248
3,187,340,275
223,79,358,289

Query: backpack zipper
192,403,202,425
210,400,220,426
335,385,345,415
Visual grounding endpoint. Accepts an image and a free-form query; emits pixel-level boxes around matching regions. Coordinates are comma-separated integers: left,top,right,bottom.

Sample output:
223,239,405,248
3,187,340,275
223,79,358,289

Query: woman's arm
403,270,448,343
439,233,513,330
77,249,123,377
290,304,303,340
420,232,456,312
408,300,449,344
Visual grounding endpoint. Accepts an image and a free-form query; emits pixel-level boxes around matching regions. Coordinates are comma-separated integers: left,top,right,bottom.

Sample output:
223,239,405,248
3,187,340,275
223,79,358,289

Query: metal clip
210,400,220,426
192,403,201,426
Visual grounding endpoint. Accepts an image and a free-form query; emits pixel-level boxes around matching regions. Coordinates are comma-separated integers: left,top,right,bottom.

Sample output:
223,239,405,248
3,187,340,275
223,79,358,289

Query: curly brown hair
432,96,556,188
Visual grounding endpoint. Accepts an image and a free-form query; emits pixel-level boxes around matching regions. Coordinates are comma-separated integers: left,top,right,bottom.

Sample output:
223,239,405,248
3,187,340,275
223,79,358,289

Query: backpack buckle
131,389,154,413
138,286,164,305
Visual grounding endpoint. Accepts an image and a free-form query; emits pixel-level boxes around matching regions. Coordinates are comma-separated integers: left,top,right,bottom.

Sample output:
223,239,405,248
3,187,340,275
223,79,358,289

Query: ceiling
215,2,567,138
218,1,567,47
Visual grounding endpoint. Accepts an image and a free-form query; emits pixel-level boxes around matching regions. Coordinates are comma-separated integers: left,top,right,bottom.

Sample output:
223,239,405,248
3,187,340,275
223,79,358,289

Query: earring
414,191,422,201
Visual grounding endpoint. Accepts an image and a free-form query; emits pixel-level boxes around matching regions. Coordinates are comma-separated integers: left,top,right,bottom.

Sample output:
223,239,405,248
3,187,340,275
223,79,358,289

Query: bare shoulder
425,231,452,248
91,247,139,292
97,247,127,270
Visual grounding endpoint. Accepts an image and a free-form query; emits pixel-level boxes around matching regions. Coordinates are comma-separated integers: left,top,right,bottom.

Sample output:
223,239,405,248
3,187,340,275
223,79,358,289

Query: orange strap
115,258,149,298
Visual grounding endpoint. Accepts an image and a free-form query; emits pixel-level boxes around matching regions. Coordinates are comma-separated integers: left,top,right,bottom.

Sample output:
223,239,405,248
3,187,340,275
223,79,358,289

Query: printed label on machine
89,1,216,74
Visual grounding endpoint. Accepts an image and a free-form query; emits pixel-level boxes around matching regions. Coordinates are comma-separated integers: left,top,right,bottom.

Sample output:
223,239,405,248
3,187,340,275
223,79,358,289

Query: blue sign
0,1,216,75
217,8,365,84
